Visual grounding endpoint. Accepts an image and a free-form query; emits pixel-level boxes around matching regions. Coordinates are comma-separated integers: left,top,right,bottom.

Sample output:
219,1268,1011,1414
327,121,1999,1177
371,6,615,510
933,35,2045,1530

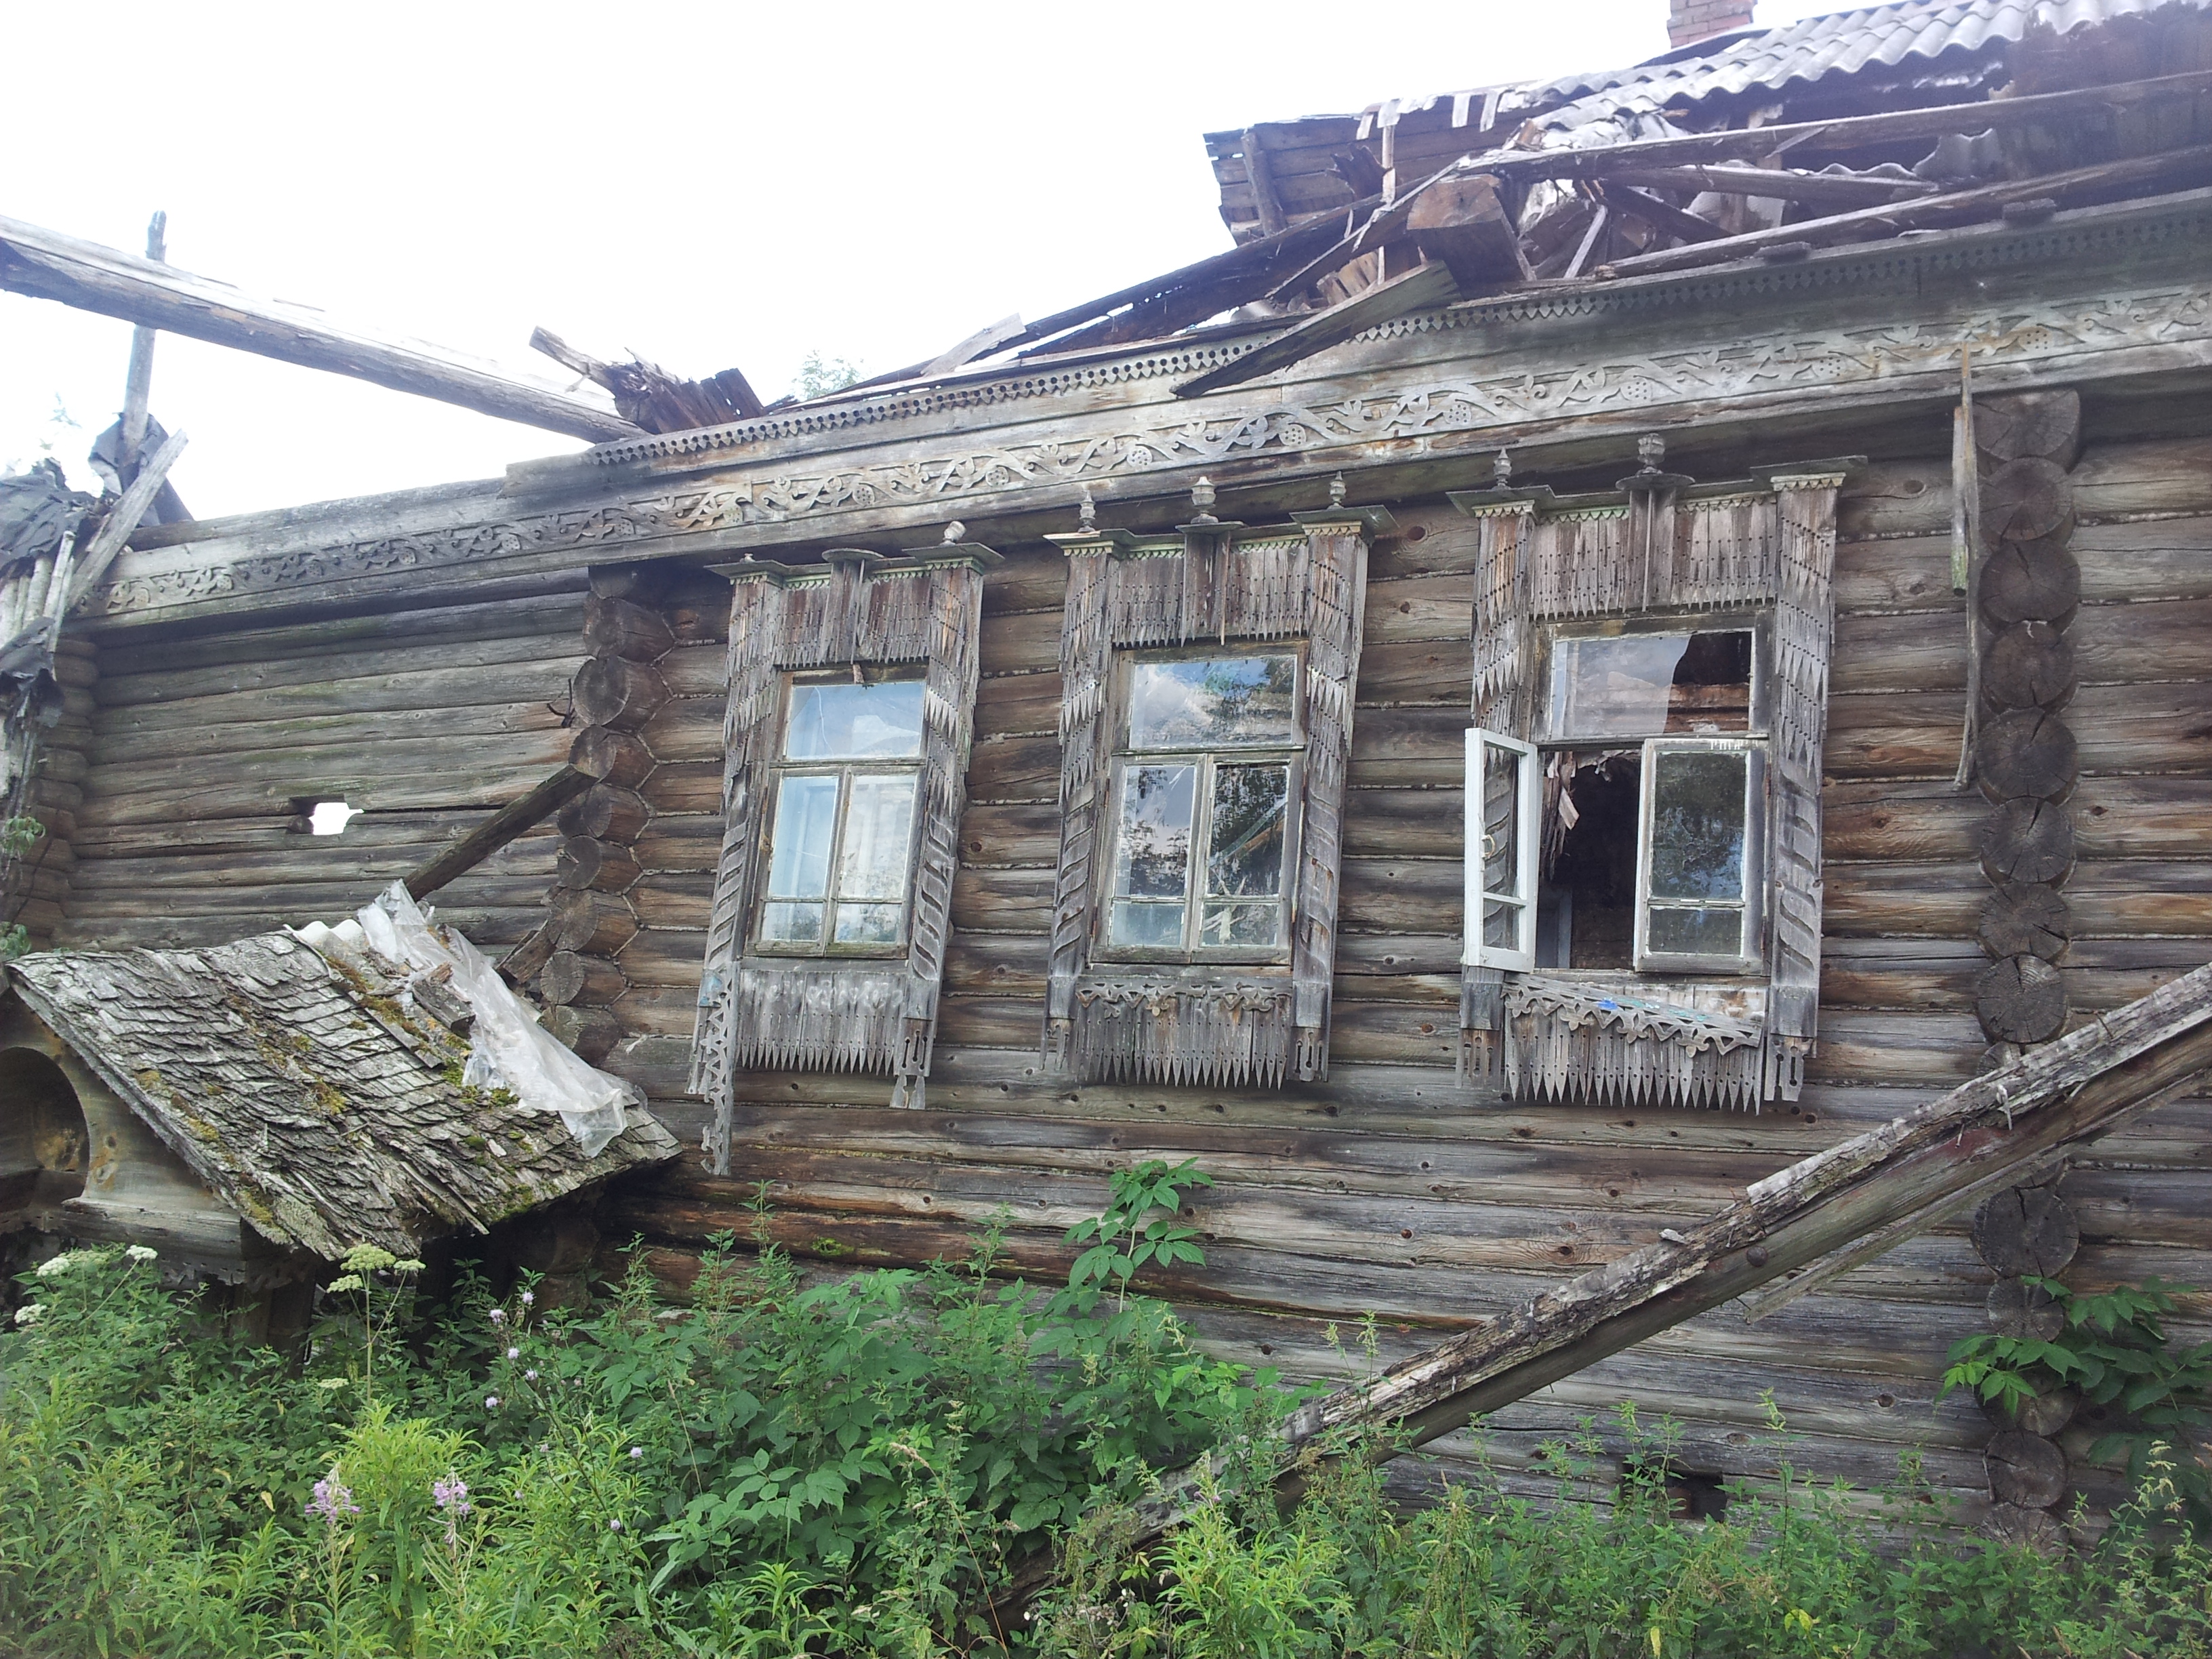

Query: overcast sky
2,0,1843,520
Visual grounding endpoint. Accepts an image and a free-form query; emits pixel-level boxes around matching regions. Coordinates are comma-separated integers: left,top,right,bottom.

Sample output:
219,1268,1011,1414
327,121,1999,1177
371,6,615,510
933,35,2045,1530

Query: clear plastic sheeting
300,882,636,1157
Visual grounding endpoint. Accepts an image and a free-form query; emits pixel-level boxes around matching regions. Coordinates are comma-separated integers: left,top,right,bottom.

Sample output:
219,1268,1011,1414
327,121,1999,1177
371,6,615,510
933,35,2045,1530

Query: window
1473,617,1769,978
1103,652,1300,958
755,676,924,954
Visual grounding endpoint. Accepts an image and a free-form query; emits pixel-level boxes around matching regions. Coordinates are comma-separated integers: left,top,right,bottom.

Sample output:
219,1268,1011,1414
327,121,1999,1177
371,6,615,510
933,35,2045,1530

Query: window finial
1077,484,1096,531
1637,432,1666,474
1493,447,1513,488
942,520,966,546
1328,472,1347,509
1189,475,1218,524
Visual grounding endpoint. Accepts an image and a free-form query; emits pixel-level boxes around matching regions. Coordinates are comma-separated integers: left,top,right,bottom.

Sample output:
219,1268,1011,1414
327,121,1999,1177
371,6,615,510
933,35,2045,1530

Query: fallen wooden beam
1174,260,1458,398
63,428,188,613
1000,956,2212,1610
1592,162,1937,210
924,314,1026,378
529,327,763,434
0,216,642,444
1408,175,1529,289
1603,143,2212,277
405,764,594,901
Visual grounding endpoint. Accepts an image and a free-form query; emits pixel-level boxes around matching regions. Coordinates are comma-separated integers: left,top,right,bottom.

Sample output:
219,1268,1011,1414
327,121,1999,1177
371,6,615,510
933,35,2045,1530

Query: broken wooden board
0,216,641,443
1174,261,1458,398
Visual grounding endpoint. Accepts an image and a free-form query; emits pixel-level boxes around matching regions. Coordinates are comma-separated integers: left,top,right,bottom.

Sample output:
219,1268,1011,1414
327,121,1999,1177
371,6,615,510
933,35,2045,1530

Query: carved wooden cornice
83,194,2212,627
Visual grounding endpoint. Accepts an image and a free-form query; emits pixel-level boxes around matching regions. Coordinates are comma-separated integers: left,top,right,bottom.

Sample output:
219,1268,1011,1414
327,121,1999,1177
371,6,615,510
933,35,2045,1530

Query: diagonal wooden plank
0,216,642,443
1173,261,1459,398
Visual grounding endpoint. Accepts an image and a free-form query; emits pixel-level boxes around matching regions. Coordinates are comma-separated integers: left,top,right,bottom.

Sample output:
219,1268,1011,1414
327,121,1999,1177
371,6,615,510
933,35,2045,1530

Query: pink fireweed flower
524,1368,538,1380
629,1446,643,1459
488,1308,504,1325
519,1289,534,1305
433,1475,472,1544
485,1395,501,1409
609,1518,623,1531
506,1347,519,1360
306,1477,359,1524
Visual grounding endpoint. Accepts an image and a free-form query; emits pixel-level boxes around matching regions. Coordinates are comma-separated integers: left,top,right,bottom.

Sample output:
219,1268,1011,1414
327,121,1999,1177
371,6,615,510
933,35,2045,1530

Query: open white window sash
1463,728,1539,971
1633,735,1766,975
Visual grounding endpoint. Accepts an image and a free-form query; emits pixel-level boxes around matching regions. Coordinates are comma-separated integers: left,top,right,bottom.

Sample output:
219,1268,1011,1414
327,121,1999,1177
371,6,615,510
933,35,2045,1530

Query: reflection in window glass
785,680,926,759
762,774,838,946
1110,764,1195,947
1549,630,1753,739
1644,746,1749,962
833,774,918,943
1201,762,1288,947
1481,741,1521,952
1128,656,1296,750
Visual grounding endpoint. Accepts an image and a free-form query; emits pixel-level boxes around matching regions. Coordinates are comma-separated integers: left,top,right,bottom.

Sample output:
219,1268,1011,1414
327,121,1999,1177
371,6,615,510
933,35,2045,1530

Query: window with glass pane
1107,653,1298,956
1547,628,1756,740
756,678,924,953
1635,738,1763,972
1464,729,1537,971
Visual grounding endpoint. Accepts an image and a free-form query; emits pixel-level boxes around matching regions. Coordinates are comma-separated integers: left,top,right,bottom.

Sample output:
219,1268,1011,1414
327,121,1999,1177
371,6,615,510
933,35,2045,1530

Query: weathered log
994,960,2212,1607
570,657,669,734
1980,458,2075,546
571,726,657,792
588,563,670,603
1406,175,1528,291
1986,1430,2068,1509
554,836,641,894
1980,800,2076,886
1975,954,2068,1044
1980,883,2072,962
539,950,628,1008
548,888,638,957
556,784,651,844
404,764,593,901
1977,710,2077,803
1986,1277,2066,1344
1174,262,1458,398
541,1003,620,1063
0,215,639,443
1982,623,2076,712
1974,390,2082,472
583,596,676,663
496,917,559,986
1984,1502,2068,1555
1973,1184,2081,1277
1980,535,2081,627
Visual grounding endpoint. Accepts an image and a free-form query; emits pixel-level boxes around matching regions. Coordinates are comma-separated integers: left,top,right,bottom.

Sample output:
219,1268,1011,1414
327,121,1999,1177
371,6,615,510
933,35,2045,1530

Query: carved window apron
690,541,998,1170
1457,451,1849,1109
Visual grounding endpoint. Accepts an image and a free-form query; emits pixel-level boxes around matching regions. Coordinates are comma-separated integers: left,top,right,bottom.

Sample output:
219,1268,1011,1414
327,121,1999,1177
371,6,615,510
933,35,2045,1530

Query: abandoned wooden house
6,0,2212,1544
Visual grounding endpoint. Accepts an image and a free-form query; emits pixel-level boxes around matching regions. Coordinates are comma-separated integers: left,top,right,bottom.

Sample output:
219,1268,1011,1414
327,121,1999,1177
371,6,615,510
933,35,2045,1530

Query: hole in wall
291,797,360,836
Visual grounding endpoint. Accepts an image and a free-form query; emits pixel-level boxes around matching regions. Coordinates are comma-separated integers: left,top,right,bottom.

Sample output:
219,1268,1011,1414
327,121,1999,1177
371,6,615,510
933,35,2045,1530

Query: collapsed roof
4,929,678,1263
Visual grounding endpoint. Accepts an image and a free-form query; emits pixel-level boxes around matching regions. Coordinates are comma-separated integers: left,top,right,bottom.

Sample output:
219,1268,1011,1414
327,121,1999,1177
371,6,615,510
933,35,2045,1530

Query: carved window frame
691,541,998,1164
1044,500,1386,1087
1453,457,1850,1108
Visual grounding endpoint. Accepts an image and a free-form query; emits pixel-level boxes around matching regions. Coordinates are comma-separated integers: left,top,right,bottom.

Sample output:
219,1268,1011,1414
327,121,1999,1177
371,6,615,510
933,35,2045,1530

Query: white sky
1,0,1844,520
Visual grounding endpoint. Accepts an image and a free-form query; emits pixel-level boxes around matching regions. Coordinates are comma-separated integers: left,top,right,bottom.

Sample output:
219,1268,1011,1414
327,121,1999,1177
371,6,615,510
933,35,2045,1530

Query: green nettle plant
3,1210,2212,1655
1942,1275,2212,1520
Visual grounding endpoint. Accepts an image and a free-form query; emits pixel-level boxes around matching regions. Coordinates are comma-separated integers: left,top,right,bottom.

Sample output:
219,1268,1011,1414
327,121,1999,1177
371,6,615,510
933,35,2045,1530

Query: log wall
49,425,2212,1525
60,586,588,950
588,430,2212,1525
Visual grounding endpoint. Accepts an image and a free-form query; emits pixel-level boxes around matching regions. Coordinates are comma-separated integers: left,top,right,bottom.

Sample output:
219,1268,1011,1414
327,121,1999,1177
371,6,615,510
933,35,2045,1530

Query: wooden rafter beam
405,763,594,901
998,957,2212,1613
1604,143,2212,277
1595,162,1938,209
0,216,644,444
1173,260,1458,398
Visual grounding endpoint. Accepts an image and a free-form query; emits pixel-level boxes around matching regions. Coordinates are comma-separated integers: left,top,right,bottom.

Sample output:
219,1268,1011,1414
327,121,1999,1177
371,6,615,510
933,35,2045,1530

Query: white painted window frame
1633,735,1767,976
1463,727,1540,972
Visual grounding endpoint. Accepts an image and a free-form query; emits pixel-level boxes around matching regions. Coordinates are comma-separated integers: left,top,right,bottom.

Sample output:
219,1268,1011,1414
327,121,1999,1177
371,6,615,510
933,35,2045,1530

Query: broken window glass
1547,629,1753,739
1107,653,1300,957
1637,741,1760,970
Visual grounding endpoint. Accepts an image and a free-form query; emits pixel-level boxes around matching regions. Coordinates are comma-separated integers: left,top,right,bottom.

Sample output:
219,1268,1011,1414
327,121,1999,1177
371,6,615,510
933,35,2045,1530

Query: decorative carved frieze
85,266,2212,623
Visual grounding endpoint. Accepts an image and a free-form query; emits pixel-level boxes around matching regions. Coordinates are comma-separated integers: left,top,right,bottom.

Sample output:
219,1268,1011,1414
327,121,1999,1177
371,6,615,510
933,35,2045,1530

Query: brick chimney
1670,0,1757,49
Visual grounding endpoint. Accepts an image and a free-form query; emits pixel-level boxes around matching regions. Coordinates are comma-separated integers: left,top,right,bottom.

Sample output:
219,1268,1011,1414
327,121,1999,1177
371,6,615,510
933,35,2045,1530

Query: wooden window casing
691,543,997,1162
1044,503,1385,1087
1452,461,1847,1107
